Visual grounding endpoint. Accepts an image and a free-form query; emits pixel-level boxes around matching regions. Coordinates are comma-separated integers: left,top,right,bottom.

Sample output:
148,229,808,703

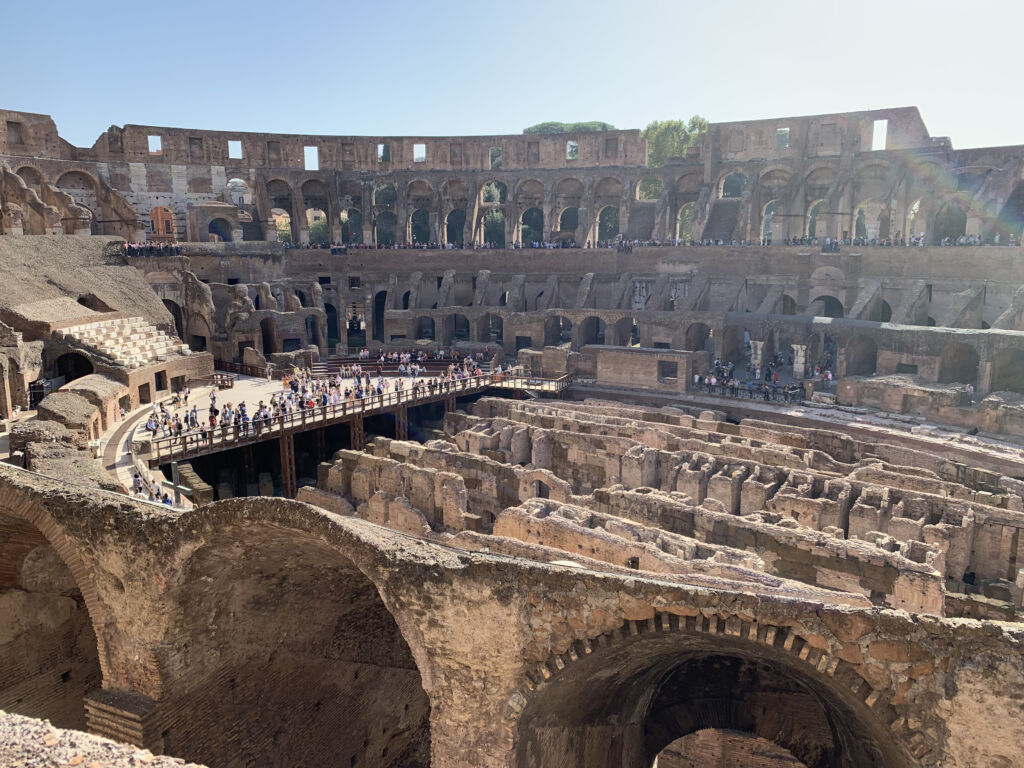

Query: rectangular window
657,361,679,380
449,143,462,165
348,276,361,289
304,146,319,170
6,121,24,145
566,140,579,160
872,119,888,151
604,137,618,158
228,140,243,159
776,127,790,150
154,370,167,391
377,143,390,162
489,146,503,170
227,278,239,285
147,135,163,154
413,143,426,163
527,141,540,164
188,137,203,162
318,276,331,285
896,363,918,375
267,140,281,164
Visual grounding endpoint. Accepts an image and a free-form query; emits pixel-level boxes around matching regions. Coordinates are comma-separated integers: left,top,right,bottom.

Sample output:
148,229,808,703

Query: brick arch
508,610,928,767
0,466,122,689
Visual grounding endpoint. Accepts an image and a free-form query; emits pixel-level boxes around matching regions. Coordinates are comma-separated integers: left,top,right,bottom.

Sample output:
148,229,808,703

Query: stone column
792,344,807,379
749,340,765,369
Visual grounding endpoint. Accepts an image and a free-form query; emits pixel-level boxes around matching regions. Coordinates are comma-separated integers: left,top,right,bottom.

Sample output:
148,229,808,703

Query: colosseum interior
1,105,1024,767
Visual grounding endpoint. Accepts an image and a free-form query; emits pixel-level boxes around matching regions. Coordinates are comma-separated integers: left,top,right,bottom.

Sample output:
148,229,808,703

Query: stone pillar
792,344,807,379
749,340,765,369
85,689,161,750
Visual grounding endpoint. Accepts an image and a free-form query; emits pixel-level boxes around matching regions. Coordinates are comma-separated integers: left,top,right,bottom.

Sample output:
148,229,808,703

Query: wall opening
871,119,888,151
303,146,319,171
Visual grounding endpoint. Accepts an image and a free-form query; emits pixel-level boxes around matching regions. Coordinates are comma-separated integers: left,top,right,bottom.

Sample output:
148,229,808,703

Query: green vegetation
523,121,616,134
308,216,329,246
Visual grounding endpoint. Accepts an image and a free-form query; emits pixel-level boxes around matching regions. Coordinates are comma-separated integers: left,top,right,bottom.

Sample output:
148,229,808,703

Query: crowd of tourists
121,241,183,257
129,472,175,505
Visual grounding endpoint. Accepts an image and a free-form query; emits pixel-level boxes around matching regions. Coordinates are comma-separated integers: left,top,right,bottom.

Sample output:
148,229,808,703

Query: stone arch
225,177,250,206
512,612,918,768
445,208,466,245
441,177,469,206
676,202,697,240
157,500,432,768
938,341,979,386
808,295,844,319
543,315,572,346
719,324,747,363
990,347,1024,394
762,199,778,243
719,172,747,199
163,298,184,339
593,176,623,205
416,316,436,341
341,208,363,244
579,316,606,346
553,177,584,205
673,172,703,196
451,313,470,342
410,208,431,244
845,335,878,377
480,179,508,205
324,302,340,346
0,470,124,722
374,181,398,208
780,294,797,315
932,201,968,244
406,178,434,207
15,165,44,194
806,199,825,238
520,207,544,245
208,217,232,242
597,205,619,241
52,351,93,383
515,178,545,206
683,322,712,352
635,173,666,201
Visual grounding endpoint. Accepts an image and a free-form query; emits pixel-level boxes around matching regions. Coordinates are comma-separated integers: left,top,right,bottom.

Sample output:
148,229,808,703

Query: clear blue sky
5,0,1021,149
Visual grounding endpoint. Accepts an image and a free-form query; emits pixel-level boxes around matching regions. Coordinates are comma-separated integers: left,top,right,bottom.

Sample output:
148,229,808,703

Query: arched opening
163,299,184,339
416,317,435,341
260,317,279,355
295,289,308,308
806,200,823,239
521,207,544,246
150,206,174,241
676,202,696,241
324,303,340,346
161,524,431,768
341,208,363,244
452,314,470,342
402,291,411,310
938,342,979,386
544,316,572,346
845,335,878,377
808,295,844,319
637,175,665,201
373,290,388,342
780,294,797,315
558,207,579,236
683,323,711,353
374,182,397,208
611,316,639,347
208,217,232,242
721,172,746,199
933,202,967,245
654,728,805,766
0,511,101,730
598,206,619,241
375,212,398,247
481,180,508,204
514,628,913,768
225,177,250,206
304,315,317,345
719,325,746,363
995,183,1024,242
52,352,93,384
990,348,1024,394
16,166,43,193
579,316,606,346
483,210,506,247
305,208,329,246
410,209,430,244
445,209,466,245
499,291,510,307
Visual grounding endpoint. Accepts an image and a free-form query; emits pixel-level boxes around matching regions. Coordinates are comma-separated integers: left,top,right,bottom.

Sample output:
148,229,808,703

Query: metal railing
147,373,568,463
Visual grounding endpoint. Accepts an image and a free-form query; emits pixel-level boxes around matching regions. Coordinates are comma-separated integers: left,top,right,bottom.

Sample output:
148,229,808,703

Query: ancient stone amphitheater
1,107,1024,768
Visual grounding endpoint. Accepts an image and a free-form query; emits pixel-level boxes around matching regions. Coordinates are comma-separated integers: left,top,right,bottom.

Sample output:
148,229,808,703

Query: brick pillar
279,432,296,497
792,344,807,379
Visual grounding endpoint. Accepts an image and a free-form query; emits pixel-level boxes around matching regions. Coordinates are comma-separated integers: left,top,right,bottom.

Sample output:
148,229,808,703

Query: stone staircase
58,317,189,369
701,199,741,242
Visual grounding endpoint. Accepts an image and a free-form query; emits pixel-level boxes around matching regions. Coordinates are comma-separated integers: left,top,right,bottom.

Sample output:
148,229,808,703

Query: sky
3,0,1022,150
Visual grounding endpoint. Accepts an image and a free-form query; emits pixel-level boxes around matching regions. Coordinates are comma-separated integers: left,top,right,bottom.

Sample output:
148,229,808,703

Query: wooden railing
146,373,564,464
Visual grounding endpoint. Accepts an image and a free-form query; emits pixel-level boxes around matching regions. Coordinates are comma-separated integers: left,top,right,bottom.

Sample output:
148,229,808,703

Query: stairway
701,199,741,242
58,317,189,369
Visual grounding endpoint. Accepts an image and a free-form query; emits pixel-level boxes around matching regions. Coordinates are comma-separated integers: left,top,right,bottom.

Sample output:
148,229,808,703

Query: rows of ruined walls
3,106,1023,246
